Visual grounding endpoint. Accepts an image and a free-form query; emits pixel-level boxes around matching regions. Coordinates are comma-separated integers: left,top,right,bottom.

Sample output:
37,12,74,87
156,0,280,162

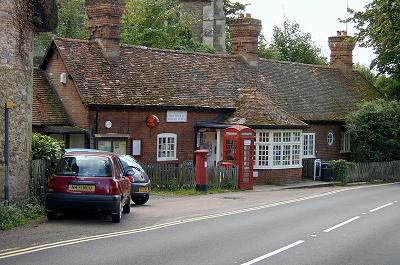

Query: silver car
118,155,151,205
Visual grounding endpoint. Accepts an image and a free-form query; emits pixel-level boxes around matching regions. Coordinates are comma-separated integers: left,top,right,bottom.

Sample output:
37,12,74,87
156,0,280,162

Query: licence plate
69,184,95,192
138,187,149,192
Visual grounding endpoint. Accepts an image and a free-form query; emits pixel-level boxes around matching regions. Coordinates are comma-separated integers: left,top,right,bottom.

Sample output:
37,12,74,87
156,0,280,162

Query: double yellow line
0,184,393,260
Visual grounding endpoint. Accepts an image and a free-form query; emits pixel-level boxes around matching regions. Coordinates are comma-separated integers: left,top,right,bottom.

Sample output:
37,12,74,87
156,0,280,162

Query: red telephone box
223,125,255,190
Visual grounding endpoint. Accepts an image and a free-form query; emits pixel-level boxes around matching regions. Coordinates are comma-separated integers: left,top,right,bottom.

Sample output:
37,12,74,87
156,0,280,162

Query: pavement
253,179,341,191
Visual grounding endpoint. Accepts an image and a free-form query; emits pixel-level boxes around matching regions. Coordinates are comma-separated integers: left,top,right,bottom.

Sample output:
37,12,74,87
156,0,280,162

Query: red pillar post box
194,149,209,192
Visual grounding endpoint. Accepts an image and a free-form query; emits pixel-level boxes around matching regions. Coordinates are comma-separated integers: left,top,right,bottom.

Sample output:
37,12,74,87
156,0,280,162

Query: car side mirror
125,169,139,183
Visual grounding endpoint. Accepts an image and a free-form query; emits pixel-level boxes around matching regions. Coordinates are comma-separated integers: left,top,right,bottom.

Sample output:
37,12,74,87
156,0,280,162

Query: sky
241,0,374,67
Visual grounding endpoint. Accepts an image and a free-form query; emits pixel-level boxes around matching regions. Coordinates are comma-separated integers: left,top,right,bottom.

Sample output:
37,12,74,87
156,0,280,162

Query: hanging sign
146,115,160,129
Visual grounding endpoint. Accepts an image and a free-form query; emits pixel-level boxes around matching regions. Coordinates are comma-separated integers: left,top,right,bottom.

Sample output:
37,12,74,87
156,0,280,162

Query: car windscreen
55,156,112,177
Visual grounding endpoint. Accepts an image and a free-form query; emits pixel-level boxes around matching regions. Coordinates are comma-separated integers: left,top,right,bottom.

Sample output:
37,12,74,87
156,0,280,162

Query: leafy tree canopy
223,0,248,24
262,19,327,65
121,0,214,53
346,99,400,162
347,0,400,76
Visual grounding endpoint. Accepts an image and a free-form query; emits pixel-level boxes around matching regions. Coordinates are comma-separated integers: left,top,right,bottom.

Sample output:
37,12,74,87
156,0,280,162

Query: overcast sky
242,0,374,67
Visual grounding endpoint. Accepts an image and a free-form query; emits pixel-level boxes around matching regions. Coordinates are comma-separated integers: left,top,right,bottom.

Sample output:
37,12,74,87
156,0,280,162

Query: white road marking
323,216,360,233
369,203,394,213
241,240,305,265
0,183,396,260
394,201,398,203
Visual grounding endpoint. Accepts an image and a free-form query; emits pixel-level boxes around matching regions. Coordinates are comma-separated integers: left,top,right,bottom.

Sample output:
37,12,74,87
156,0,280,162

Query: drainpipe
3,100,14,205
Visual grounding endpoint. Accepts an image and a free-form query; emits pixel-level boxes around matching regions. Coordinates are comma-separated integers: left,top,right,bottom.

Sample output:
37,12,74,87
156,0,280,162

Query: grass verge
0,199,45,230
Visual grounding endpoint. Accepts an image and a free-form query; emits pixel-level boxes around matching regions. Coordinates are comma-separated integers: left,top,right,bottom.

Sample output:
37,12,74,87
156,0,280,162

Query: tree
353,63,377,84
34,0,87,59
223,0,247,24
348,0,400,76
346,100,400,162
347,0,400,100
258,34,280,60
266,19,327,65
121,0,214,52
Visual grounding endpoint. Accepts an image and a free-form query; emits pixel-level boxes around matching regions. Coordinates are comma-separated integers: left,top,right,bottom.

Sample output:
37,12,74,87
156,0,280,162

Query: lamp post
4,99,14,205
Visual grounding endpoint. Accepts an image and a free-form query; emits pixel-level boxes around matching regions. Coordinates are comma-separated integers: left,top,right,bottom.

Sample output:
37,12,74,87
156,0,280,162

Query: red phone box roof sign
146,115,160,129
223,125,254,140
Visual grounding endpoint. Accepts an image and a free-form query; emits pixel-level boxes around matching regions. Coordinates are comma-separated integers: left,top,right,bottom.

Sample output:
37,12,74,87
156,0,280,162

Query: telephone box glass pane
243,144,251,183
226,140,236,160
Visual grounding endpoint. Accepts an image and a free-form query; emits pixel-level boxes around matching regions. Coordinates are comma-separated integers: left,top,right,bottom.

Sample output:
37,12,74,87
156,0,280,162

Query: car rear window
55,156,112,177
119,155,145,172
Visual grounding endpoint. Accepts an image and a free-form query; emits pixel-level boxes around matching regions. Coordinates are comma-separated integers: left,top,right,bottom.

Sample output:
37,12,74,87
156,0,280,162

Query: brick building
33,0,380,184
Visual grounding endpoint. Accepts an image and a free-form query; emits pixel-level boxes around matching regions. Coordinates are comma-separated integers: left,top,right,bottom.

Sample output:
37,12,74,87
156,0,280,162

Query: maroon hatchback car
45,151,131,223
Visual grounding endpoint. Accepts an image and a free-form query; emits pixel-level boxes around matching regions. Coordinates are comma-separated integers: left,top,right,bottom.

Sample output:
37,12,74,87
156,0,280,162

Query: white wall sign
167,110,187,122
132,140,141,156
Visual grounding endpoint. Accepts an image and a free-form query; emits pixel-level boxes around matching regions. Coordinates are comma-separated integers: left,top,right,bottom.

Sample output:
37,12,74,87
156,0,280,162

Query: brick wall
304,123,350,161
91,108,222,165
45,50,90,129
255,168,303,184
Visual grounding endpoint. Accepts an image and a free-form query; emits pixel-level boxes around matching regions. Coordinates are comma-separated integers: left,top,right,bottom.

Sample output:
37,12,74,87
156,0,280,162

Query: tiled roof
43,38,381,122
223,88,307,127
32,68,71,126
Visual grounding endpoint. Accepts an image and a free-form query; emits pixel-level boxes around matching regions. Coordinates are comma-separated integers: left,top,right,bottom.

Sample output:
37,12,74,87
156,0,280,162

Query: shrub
346,100,400,162
31,133,64,176
332,159,347,183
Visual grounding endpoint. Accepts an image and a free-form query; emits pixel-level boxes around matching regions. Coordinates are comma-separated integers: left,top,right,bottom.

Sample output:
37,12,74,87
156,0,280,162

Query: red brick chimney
229,14,262,67
328,31,356,76
85,0,125,61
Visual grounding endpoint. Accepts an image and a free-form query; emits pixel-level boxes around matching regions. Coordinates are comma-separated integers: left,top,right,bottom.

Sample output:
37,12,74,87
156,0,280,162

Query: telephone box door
223,125,255,190
240,138,254,190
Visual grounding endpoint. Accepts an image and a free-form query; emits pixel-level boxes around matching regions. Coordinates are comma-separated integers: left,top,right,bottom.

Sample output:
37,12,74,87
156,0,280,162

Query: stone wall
0,0,33,201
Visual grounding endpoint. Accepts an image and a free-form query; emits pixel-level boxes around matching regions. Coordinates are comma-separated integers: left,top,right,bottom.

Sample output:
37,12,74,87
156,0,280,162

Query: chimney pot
246,13,251,18
239,13,245,18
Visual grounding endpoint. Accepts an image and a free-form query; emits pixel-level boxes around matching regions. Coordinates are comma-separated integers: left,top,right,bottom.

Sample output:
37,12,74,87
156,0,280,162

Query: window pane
273,132,282,143
292,144,301,165
283,132,291,142
257,145,269,166
293,132,301,142
283,145,291,165
97,140,112,152
273,145,281,166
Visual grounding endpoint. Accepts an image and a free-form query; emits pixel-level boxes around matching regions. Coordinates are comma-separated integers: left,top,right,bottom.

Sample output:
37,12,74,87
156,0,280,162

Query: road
0,183,399,265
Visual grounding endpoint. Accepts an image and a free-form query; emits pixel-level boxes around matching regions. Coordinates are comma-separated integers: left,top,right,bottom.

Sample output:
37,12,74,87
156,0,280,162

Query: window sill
254,165,303,170
157,158,178,162
303,156,316,159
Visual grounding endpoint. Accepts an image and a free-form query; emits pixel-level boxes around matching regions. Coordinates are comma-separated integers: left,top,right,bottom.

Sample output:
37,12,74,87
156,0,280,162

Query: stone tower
0,0,57,201
179,0,226,53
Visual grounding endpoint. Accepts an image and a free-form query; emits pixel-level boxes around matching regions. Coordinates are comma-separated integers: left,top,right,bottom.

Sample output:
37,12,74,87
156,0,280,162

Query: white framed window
327,132,334,146
157,133,177,161
341,132,351,153
255,130,302,169
303,133,315,158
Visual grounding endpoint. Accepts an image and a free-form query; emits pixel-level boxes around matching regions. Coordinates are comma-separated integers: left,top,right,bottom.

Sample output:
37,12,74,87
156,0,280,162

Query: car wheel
46,210,57,221
111,201,122,223
122,199,131,213
132,194,149,205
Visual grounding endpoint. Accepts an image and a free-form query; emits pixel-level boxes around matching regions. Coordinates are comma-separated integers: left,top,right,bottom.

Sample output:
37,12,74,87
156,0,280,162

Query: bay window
255,130,302,169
